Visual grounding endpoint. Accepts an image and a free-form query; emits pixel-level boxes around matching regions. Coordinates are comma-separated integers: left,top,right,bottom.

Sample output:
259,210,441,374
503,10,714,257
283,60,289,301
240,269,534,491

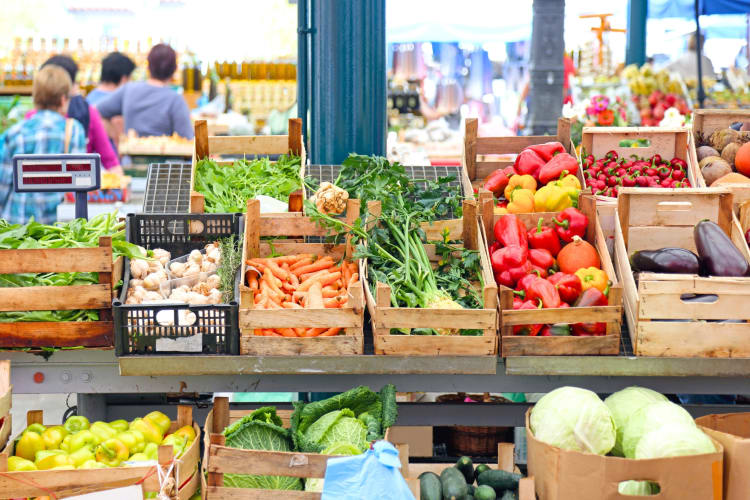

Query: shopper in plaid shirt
0,65,85,224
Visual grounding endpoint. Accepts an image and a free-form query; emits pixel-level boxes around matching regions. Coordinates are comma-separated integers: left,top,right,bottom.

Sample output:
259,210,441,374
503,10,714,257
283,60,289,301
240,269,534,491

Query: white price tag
66,484,142,500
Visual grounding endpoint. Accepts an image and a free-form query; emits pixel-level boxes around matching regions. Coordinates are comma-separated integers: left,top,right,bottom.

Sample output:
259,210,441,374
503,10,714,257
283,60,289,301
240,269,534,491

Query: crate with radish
483,195,623,356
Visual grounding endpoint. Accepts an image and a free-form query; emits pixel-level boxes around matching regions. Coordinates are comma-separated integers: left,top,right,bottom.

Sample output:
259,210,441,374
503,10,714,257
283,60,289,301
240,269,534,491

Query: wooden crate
0,237,123,348
238,198,365,355
201,398,417,500
0,405,200,500
404,442,535,500
578,126,698,205
363,199,499,356
463,117,571,187
615,187,750,358
483,195,623,356
691,109,750,199
190,117,306,213
0,361,11,454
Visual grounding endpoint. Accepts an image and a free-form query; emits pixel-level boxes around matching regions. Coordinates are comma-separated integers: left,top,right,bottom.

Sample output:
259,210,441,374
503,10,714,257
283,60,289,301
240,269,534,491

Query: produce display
530,386,716,495
580,149,691,197
631,220,749,278
0,213,144,323
218,385,396,492
194,155,302,213
490,210,610,336
10,411,194,471
482,142,581,214
695,125,750,186
418,457,526,500
245,253,360,337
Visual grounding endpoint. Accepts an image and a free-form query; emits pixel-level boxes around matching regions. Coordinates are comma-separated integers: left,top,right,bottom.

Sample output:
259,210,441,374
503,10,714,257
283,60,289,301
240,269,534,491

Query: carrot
321,286,340,298
276,253,314,266
341,262,351,286
300,268,327,282
302,327,326,337
290,257,314,271
254,329,264,336
306,282,324,309
266,329,283,337
282,301,302,309
288,271,299,287
265,260,289,281
263,269,285,297
298,271,341,292
294,327,306,336
276,328,297,337
324,297,345,308
348,273,359,288
292,257,334,277
320,327,342,337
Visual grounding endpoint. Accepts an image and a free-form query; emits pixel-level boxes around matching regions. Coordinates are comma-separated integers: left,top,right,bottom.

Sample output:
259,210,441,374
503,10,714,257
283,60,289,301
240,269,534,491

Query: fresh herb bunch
217,235,243,303
195,155,302,213
304,154,463,221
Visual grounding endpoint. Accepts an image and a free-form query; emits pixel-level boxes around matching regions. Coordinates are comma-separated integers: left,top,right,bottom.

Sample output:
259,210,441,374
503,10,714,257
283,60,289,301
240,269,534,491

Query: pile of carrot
245,253,359,337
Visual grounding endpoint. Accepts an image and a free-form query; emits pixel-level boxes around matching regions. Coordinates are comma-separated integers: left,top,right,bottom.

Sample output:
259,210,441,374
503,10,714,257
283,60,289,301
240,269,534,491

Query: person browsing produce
0,65,86,223
96,43,194,139
86,52,135,106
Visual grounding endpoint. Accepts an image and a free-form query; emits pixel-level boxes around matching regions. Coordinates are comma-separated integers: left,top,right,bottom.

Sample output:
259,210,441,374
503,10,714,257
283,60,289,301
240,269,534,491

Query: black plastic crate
114,213,242,356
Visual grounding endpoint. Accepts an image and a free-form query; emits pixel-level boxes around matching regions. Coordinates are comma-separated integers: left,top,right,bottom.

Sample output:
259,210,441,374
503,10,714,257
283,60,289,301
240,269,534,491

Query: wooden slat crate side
0,284,112,312
635,321,750,358
0,360,10,420
0,321,113,348
692,109,750,197
0,246,113,274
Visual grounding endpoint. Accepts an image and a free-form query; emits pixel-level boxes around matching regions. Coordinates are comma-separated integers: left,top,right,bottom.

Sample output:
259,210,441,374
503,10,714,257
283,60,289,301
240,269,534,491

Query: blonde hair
33,65,72,110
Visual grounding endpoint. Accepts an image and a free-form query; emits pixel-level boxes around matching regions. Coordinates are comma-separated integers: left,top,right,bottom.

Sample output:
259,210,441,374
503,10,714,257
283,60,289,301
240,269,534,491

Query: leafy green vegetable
222,407,302,491
304,442,361,492
291,385,397,453
195,155,301,213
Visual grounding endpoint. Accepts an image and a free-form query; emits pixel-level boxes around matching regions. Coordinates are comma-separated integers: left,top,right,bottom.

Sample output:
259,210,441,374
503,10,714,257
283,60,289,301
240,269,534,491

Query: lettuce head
620,401,694,458
604,386,668,456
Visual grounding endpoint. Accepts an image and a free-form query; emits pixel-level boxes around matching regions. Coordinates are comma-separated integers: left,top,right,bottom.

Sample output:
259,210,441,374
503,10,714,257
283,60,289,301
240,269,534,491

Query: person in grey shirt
96,43,194,139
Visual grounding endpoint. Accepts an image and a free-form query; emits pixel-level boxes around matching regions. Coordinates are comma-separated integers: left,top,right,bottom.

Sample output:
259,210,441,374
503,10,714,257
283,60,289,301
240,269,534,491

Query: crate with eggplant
113,213,244,356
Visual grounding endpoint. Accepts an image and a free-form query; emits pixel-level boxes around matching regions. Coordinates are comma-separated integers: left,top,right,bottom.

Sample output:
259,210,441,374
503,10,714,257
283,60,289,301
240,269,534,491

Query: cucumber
456,456,474,484
477,469,522,493
474,464,491,482
500,490,518,500
467,484,476,495
474,485,497,500
440,467,469,500
419,471,442,500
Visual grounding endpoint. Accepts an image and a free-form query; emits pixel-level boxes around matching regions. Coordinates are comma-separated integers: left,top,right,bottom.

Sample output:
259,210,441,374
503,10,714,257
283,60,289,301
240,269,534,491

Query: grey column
528,0,565,135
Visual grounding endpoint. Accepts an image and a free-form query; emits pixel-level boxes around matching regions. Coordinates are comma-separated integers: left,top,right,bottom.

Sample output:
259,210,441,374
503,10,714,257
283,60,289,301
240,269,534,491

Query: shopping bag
321,441,415,500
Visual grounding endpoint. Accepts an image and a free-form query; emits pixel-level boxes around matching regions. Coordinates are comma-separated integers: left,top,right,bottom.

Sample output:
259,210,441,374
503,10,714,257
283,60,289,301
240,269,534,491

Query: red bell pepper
513,149,546,179
538,152,579,185
525,276,561,308
493,214,528,248
527,142,565,162
540,323,571,336
547,272,582,304
528,248,555,276
553,207,588,242
513,299,543,336
530,264,548,278
483,169,511,197
515,272,540,295
492,246,530,287
527,218,561,256
571,287,608,336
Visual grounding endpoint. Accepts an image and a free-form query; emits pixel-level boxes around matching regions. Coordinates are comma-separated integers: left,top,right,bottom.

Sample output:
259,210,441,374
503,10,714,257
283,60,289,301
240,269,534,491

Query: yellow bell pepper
89,421,117,442
79,459,108,469
551,173,581,190
144,411,172,435
504,174,537,200
41,426,68,450
109,420,129,433
69,430,100,452
575,267,609,293
534,184,573,212
161,434,187,459
127,452,151,463
143,442,159,460
117,430,145,454
16,430,45,461
24,423,46,435
95,438,129,467
494,206,508,215
130,418,163,444
36,450,72,470
173,425,197,443
506,188,535,214
7,456,37,471
69,446,95,467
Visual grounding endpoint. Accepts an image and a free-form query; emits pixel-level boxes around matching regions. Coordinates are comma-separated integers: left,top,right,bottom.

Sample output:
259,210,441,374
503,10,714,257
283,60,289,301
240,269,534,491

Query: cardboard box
697,413,750,500
526,411,723,500
387,426,433,457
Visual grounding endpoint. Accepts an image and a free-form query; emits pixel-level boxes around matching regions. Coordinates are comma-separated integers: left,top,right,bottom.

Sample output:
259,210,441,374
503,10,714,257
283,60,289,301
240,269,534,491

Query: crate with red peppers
484,195,623,356
481,141,582,216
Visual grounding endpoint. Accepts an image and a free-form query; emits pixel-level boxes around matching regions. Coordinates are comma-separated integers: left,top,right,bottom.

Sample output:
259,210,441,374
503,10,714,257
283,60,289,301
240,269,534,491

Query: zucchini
500,490,518,500
477,469,522,493
419,471,442,500
467,484,476,495
474,485,497,500
474,464,491,483
440,467,469,500
456,456,474,484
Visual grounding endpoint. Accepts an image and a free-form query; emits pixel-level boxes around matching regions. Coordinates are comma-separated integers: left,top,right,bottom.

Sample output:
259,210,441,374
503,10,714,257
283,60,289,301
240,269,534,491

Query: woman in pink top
26,55,121,173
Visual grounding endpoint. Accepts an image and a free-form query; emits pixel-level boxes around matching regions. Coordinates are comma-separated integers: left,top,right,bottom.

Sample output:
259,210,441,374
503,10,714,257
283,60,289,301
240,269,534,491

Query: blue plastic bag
321,441,415,500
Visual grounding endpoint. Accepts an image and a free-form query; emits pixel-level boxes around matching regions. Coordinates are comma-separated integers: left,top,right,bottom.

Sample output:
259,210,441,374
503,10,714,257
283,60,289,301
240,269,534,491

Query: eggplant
631,248,700,274
694,220,749,277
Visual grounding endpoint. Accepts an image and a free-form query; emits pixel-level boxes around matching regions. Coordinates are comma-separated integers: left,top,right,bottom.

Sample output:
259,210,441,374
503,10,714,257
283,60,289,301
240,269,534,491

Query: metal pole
695,0,705,109
297,0,309,153
625,0,647,66
746,13,749,75
309,0,386,164
528,0,565,135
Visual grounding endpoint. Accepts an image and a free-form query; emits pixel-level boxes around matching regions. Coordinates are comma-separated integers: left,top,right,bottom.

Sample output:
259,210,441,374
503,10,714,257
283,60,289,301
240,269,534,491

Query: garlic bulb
183,262,201,277
143,271,167,290
152,249,171,267
130,259,149,280
201,261,217,274
169,262,187,278
206,274,221,289
143,291,164,302
208,289,223,304
189,250,202,263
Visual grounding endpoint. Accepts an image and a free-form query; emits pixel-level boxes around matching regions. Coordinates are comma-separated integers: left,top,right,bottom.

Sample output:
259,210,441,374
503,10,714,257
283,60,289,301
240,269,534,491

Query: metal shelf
142,163,192,213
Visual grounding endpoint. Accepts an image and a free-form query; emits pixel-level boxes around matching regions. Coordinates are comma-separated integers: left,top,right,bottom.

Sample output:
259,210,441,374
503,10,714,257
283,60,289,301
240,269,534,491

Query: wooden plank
190,191,205,214
246,198,260,259
463,117,478,180
206,487,320,500
212,398,230,433
195,119,209,159
0,284,111,312
207,434,226,488
288,190,304,213
288,118,302,155
208,446,330,478
502,335,620,356
0,247,112,274
240,307,363,329
373,334,496,356
0,360,10,418
501,304,622,325
259,216,338,237
462,199,478,250
635,321,750,358
240,335,363,356
375,307,496,330
207,135,289,156
0,321,113,348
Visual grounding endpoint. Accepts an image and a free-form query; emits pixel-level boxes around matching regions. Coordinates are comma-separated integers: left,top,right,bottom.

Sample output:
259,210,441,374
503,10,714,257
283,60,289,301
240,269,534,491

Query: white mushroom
189,250,202,263
143,270,167,290
169,262,187,278
130,259,149,279
152,248,171,267
183,262,201,277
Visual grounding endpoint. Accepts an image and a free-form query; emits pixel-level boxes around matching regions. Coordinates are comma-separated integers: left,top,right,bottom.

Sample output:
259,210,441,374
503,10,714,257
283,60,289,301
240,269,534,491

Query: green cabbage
621,402,694,458
604,387,668,456
304,443,361,493
305,409,368,453
635,423,716,459
222,407,302,491
530,387,616,455
618,480,659,496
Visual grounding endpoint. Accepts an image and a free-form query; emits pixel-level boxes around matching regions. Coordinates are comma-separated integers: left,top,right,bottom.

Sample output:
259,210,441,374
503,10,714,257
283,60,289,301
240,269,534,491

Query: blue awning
649,0,750,18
